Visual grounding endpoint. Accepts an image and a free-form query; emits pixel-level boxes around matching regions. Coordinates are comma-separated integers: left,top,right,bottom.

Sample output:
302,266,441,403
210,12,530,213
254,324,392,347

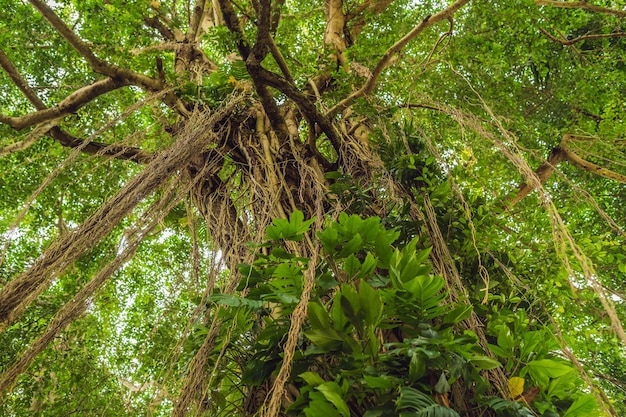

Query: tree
0,0,625,416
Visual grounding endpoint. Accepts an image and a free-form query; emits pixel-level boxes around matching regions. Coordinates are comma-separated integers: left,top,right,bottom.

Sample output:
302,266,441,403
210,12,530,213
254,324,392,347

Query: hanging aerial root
0,93,247,331
261,245,320,417
0,177,186,399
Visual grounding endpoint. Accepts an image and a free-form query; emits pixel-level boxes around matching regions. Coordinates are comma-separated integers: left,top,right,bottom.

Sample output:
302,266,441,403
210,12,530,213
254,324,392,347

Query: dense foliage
0,0,625,416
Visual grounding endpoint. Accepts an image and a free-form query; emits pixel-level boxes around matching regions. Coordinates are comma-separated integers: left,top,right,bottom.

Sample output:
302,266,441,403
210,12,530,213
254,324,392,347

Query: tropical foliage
0,0,625,416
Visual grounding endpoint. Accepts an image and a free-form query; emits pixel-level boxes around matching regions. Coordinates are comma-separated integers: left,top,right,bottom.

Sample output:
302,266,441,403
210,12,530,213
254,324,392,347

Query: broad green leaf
299,371,326,387
308,301,331,330
442,304,473,325
362,375,396,389
563,394,598,417
358,279,383,327
468,355,501,370
434,373,450,394
497,326,515,351
316,382,350,417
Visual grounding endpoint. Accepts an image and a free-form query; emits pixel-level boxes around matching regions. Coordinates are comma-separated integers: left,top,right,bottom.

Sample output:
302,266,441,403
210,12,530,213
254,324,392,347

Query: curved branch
29,0,192,116
144,15,179,41
0,48,151,163
49,128,153,164
0,120,59,157
539,27,626,45
0,49,46,110
507,134,626,207
1,78,129,130
326,0,471,118
562,136,626,183
535,0,626,17
29,0,162,91
506,146,567,208
254,67,342,152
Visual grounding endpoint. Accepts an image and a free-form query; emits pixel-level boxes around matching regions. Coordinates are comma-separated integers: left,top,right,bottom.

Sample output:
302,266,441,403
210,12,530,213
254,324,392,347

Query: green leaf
304,393,342,417
396,387,460,417
358,279,383,327
497,326,515,351
526,359,574,387
343,254,361,278
339,284,362,329
299,371,326,387
468,355,501,370
434,373,450,394
308,301,331,330
409,352,427,382
316,382,350,417
563,394,598,417
358,252,378,279
375,230,394,268
363,375,396,389
442,304,473,325
527,359,574,378
304,328,344,352
320,227,339,255
339,234,364,258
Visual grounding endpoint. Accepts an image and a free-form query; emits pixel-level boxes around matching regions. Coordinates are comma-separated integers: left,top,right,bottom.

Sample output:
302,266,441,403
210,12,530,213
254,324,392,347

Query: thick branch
327,0,471,118
0,120,60,157
188,0,208,41
218,0,251,59
144,16,179,41
345,0,395,41
29,0,163,91
324,0,348,66
562,135,626,183
507,146,567,207
49,128,153,164
535,0,626,17
254,67,342,152
268,35,294,84
251,0,272,61
0,49,46,110
0,48,151,163
507,134,626,207
0,78,128,130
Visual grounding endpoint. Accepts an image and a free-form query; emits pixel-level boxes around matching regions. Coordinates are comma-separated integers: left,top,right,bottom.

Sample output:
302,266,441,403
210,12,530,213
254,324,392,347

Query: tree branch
535,0,626,17
0,49,46,110
144,16,179,41
49,128,153,164
327,0,471,118
188,0,208,42
345,0,395,42
254,67,342,153
29,0,163,91
218,0,251,59
0,120,60,157
507,134,626,207
0,49,152,163
506,146,567,208
562,135,626,183
539,27,626,45
324,0,348,66
0,78,129,130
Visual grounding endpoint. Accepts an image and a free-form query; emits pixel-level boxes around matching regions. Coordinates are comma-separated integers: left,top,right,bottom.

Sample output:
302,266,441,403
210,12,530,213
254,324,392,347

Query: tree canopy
0,0,625,416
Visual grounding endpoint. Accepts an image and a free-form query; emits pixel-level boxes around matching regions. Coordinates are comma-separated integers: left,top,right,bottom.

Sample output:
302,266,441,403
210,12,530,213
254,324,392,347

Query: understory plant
203,211,598,417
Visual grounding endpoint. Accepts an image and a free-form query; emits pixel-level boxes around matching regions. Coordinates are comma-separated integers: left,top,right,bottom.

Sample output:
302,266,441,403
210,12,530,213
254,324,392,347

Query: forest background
0,0,625,416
